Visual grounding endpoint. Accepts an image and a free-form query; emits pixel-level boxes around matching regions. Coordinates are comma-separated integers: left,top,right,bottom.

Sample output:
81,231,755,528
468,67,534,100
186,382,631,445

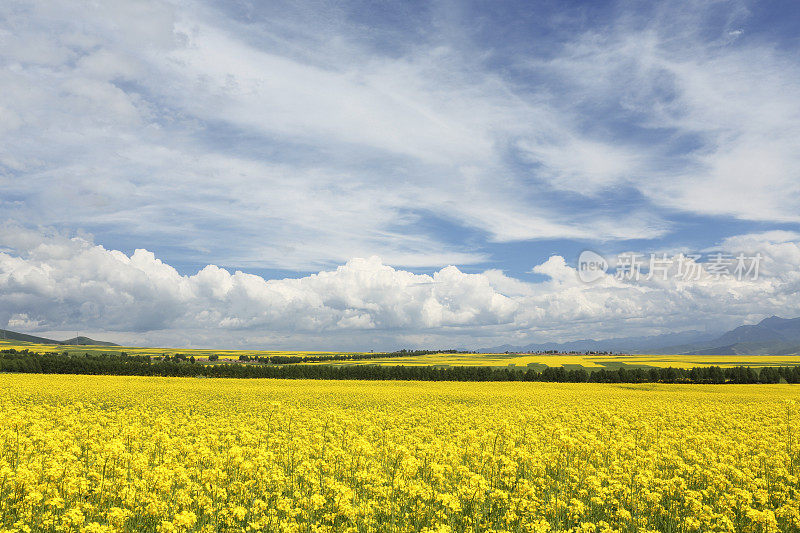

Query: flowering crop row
0,375,799,532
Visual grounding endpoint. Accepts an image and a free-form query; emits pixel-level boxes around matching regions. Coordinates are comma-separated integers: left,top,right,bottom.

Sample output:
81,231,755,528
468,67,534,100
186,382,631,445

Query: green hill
0,329,60,344
0,329,118,346
59,336,119,346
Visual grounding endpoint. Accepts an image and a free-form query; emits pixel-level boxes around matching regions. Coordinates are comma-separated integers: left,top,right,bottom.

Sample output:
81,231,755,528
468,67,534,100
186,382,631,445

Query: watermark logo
578,250,609,283
576,250,764,283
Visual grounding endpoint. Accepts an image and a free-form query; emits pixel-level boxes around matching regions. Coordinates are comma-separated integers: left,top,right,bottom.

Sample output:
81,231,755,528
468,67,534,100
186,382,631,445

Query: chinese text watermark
578,250,763,283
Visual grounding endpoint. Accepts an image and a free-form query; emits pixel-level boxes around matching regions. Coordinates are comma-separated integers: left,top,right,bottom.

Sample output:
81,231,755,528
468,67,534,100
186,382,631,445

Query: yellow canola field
308,353,602,368
2,375,800,532
321,352,800,369
0,340,362,360
5,339,800,369
595,354,800,369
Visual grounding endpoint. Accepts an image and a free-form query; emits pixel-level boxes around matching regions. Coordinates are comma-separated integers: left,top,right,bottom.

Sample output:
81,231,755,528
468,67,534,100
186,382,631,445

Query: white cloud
517,137,642,194
0,231,517,342
7,313,41,330
2,230,799,349
524,8,800,222
0,0,691,271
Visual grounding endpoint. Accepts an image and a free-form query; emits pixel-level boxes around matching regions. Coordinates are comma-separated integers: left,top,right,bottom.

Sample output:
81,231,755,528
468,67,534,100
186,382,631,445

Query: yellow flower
2,374,800,532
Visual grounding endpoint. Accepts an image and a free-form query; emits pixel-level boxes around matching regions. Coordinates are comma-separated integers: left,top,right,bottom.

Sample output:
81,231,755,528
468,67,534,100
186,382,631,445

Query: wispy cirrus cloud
517,3,800,222
0,0,706,273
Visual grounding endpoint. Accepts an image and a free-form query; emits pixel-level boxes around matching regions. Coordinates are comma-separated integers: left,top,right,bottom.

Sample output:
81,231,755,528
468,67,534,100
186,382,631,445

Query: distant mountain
0,329,118,346
673,316,800,356
482,316,800,356
711,316,800,345
59,336,119,346
687,341,800,356
480,329,721,354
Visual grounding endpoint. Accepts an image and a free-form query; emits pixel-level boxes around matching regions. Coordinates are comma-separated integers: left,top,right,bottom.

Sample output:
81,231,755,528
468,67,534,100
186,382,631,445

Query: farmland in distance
5,338,800,371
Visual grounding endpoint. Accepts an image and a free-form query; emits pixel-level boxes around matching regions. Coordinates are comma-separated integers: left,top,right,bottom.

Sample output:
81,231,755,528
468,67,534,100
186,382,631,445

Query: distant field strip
0,340,365,359
314,352,800,369
4,339,800,369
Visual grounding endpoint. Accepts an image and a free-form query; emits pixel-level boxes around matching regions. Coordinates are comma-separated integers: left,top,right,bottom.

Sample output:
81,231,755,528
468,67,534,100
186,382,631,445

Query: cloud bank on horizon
3,227,800,349
1,0,799,349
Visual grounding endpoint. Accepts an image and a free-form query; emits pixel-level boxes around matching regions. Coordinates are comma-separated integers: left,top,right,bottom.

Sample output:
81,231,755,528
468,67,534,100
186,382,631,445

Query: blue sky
2,0,800,349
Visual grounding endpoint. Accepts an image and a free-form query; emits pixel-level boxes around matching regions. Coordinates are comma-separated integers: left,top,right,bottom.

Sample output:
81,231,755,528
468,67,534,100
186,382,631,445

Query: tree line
2,349,800,383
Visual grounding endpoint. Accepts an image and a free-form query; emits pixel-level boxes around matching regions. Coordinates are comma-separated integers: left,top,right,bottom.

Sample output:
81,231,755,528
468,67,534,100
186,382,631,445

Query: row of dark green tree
2,349,800,383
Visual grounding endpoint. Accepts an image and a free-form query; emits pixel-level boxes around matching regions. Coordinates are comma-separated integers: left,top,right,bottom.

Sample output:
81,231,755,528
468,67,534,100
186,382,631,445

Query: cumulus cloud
2,229,799,349
0,230,517,341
